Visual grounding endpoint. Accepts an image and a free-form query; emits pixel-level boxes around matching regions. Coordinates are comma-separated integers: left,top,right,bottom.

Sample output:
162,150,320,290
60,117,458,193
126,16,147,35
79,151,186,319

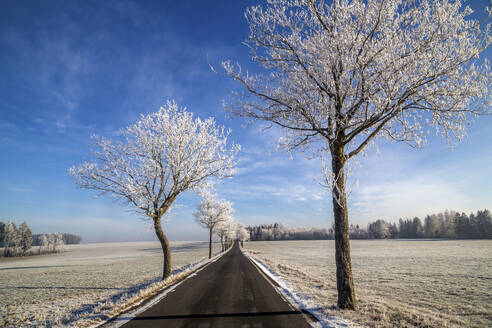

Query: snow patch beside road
242,247,358,328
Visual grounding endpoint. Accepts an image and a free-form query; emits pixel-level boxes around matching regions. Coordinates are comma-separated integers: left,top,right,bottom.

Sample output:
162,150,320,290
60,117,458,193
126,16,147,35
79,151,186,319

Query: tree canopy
71,101,240,278
224,0,491,310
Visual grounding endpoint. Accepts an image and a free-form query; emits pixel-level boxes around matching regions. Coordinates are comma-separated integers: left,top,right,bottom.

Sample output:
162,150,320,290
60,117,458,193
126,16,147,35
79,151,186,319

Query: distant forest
32,233,82,246
247,209,492,241
0,220,82,257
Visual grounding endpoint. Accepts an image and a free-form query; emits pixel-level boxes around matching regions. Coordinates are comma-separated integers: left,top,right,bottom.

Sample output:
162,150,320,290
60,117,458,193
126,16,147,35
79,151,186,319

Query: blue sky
1,0,490,243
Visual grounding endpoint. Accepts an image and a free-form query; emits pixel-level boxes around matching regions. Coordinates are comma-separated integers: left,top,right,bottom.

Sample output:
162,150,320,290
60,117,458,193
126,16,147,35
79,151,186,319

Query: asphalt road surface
119,242,313,328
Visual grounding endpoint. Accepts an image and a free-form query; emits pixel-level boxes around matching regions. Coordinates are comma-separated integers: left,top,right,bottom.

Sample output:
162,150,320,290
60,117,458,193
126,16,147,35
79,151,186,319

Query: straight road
119,242,313,328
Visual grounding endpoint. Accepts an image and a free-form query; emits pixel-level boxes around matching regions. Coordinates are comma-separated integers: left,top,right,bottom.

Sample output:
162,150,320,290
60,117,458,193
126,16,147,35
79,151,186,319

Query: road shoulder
96,248,232,328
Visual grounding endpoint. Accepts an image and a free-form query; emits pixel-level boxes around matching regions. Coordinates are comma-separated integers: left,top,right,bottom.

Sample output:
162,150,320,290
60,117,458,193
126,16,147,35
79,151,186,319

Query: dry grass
245,240,492,328
0,241,220,327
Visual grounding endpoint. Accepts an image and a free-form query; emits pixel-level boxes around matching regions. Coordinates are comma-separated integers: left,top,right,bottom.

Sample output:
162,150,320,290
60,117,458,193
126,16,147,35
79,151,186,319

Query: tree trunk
331,146,357,310
220,235,224,252
154,216,171,279
209,227,213,259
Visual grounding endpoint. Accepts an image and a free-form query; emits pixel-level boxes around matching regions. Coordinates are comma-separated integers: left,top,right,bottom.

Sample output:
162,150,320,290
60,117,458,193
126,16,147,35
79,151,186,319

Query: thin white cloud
221,176,326,204
350,173,473,224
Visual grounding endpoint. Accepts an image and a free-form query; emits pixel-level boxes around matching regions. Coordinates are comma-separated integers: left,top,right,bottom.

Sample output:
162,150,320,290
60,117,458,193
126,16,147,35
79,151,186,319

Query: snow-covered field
245,240,492,328
0,241,220,327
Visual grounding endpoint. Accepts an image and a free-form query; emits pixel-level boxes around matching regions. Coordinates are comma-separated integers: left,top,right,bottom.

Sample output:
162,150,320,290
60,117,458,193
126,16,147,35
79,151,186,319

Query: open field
245,240,492,328
0,241,220,327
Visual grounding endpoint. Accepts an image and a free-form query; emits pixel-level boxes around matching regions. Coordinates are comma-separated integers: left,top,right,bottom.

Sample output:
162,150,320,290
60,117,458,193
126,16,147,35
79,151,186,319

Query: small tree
4,221,18,257
47,234,56,252
368,220,390,239
215,218,234,251
225,223,237,248
223,0,491,309
18,222,32,256
39,234,48,254
194,195,234,259
237,223,249,246
413,217,424,238
54,232,65,252
71,101,240,279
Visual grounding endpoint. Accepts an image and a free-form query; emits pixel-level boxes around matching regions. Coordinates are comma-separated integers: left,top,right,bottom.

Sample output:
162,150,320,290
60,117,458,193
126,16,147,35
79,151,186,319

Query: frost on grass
245,240,492,328
0,241,221,327
244,249,357,328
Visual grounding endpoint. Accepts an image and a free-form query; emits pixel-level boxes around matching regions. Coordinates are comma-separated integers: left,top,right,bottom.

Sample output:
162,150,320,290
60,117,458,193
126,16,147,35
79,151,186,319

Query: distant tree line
32,233,82,245
247,223,333,241
362,209,492,239
247,209,492,241
0,221,81,257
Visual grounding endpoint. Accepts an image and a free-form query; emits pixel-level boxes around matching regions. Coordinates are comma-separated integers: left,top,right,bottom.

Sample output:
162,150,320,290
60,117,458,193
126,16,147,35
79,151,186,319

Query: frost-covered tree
368,219,390,239
4,221,18,257
18,222,32,256
71,101,240,279
272,223,285,240
223,0,491,309
194,195,234,258
215,218,235,251
52,232,65,252
236,223,250,246
47,233,56,252
225,222,237,248
424,214,441,238
39,234,48,254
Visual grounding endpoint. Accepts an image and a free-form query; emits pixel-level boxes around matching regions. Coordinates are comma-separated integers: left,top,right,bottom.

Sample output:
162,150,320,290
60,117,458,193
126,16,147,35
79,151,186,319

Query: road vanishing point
118,242,313,328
